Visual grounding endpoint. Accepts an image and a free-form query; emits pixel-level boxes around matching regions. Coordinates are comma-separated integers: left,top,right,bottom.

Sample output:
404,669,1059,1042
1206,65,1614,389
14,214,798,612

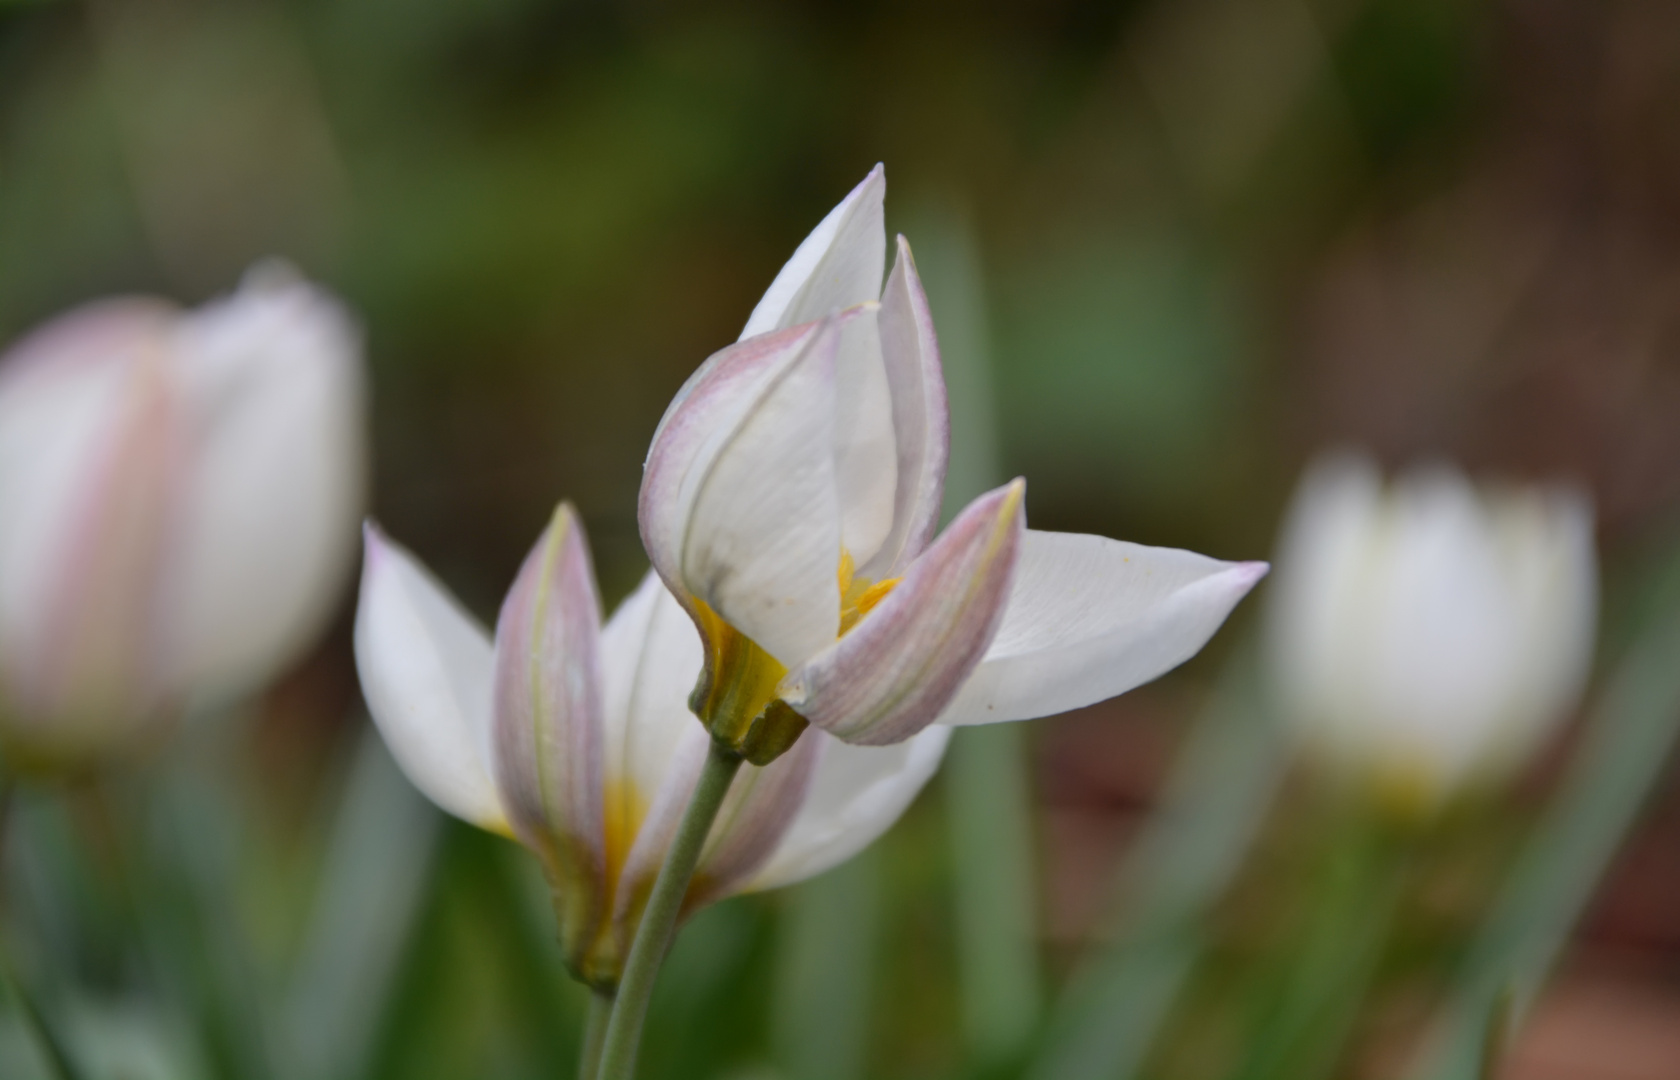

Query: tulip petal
354,525,504,831
1263,452,1384,761
1500,487,1597,749
490,504,606,881
937,531,1268,727
640,320,844,667
691,732,820,905
780,480,1026,746
861,236,949,579
609,721,819,942
740,164,886,339
833,304,899,567
165,264,366,698
599,570,705,814
747,723,950,891
1358,469,1541,783
0,302,180,742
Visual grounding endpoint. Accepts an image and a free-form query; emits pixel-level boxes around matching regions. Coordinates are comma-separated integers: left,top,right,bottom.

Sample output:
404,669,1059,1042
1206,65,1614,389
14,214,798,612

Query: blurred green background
3,0,1680,1078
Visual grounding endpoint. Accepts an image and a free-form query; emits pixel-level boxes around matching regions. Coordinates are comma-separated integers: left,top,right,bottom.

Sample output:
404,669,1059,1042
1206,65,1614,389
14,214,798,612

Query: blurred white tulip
1266,453,1598,807
0,263,366,772
354,510,949,990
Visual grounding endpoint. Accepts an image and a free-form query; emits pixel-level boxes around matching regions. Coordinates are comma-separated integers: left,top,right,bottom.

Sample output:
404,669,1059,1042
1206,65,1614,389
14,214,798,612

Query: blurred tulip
641,165,1268,760
0,263,365,774
1266,453,1598,807
354,509,948,991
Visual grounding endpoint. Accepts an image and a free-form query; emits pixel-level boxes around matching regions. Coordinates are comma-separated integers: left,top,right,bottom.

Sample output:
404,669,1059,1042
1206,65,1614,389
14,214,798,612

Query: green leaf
1416,550,1680,1080
280,726,441,1080
1028,650,1289,1080
769,848,882,1080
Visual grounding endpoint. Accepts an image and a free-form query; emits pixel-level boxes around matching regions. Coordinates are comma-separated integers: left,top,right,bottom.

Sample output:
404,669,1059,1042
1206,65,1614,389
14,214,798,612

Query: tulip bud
1265,453,1598,811
0,263,365,773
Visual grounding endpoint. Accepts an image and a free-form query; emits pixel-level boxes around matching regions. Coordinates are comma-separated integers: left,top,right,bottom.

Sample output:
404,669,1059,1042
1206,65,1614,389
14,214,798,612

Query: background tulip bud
1265,453,1598,809
0,262,366,773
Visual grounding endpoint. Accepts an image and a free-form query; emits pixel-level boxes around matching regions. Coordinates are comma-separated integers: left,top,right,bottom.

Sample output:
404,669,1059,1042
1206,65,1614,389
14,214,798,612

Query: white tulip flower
640,165,1268,760
0,264,365,773
1266,453,1598,807
354,509,948,989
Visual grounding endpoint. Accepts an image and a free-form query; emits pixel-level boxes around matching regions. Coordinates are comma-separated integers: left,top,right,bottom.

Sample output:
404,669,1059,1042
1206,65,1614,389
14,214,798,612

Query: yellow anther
837,548,901,636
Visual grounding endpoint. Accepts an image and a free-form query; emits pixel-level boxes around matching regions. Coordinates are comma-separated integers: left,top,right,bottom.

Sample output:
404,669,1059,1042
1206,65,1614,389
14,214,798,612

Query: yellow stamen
837,547,901,636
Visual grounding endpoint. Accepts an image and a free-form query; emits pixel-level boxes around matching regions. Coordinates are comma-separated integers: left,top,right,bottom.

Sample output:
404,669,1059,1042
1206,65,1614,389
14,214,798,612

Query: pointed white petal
937,531,1267,726
861,236,949,579
741,165,886,339
354,525,504,830
833,304,899,567
782,481,1025,745
748,724,950,891
598,569,705,820
640,320,844,667
490,504,606,877
164,264,367,698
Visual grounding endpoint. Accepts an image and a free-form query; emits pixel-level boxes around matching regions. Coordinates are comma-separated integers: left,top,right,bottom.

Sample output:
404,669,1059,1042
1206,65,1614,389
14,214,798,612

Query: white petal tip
362,519,396,565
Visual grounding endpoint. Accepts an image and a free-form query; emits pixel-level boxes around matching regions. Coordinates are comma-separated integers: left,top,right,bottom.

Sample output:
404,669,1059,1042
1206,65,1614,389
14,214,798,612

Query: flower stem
594,740,742,1080
579,988,613,1080
0,779,85,1080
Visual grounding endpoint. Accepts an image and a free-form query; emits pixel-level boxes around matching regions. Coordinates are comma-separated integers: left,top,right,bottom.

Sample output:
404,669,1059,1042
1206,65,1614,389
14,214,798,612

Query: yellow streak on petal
603,776,645,898
689,596,789,747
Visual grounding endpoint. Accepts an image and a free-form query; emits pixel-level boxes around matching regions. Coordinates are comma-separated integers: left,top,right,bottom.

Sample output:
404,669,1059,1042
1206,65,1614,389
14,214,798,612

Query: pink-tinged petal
747,723,950,891
640,319,845,668
780,480,1026,746
490,503,607,944
740,165,886,339
832,304,899,568
690,731,819,905
860,236,950,580
353,524,504,831
938,531,1268,727
162,264,366,700
608,721,819,947
0,301,181,758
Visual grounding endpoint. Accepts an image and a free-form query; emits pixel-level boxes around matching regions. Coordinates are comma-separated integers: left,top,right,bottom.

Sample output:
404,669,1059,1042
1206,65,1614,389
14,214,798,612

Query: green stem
594,740,743,1080
579,988,614,1080
0,779,84,1080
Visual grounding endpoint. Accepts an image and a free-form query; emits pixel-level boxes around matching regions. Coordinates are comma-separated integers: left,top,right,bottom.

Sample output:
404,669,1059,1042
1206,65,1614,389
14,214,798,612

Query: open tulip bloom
0,264,364,773
639,165,1268,762
356,512,949,990
354,166,1266,1077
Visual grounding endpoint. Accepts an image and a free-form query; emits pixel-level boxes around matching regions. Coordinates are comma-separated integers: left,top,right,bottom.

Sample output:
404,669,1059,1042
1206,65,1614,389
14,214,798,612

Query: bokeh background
3,0,1680,1078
